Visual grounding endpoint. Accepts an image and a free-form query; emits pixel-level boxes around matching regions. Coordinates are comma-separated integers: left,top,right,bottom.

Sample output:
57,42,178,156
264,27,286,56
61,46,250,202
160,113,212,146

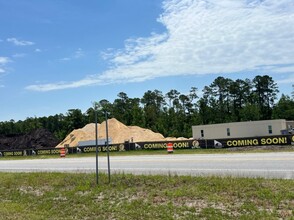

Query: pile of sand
56,118,168,148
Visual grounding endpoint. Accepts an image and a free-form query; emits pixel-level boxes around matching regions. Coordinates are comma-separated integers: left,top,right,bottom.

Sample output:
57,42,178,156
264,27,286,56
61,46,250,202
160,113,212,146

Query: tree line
1,75,294,140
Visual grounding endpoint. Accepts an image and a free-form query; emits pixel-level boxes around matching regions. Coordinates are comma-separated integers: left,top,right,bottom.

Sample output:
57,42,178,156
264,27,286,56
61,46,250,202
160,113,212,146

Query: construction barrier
60,147,66,157
0,135,293,157
167,142,173,153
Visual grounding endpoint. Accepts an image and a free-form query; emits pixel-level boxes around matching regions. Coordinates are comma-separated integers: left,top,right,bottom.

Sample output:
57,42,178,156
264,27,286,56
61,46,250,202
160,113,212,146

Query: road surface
0,152,293,179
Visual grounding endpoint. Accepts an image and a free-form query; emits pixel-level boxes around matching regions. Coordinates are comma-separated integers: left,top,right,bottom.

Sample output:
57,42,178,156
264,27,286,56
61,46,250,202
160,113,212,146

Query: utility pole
105,111,111,183
94,104,99,185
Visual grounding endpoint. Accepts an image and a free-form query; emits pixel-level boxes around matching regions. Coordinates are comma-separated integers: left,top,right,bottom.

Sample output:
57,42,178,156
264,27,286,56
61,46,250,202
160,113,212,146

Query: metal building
192,119,294,139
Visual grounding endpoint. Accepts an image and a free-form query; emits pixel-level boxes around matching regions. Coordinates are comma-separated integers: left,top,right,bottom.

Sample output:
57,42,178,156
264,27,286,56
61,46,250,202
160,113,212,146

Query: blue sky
1,0,294,122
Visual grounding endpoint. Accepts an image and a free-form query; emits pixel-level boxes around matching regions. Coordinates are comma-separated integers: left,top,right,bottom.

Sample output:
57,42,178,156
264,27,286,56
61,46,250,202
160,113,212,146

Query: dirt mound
56,118,167,148
55,124,98,148
0,128,60,150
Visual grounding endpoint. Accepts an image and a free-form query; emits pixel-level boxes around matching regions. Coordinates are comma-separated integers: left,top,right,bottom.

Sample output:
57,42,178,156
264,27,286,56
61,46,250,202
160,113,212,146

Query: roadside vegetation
0,172,293,219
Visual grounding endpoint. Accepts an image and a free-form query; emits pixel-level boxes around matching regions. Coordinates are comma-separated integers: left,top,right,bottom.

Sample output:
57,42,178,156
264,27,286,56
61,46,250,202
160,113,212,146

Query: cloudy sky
0,0,294,121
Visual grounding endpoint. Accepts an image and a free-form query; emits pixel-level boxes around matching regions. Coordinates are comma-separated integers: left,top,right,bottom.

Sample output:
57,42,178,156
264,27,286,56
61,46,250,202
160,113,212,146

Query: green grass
0,172,293,219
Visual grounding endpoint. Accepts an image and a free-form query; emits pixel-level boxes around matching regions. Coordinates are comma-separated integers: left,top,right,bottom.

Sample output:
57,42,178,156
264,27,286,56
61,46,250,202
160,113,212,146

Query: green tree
66,109,85,132
272,94,294,120
252,75,279,120
188,87,198,113
229,79,252,121
166,89,180,109
112,92,132,125
198,95,214,124
22,117,42,133
51,114,67,140
239,103,261,121
129,98,144,126
141,90,165,132
179,94,189,112
201,77,234,123
85,107,96,124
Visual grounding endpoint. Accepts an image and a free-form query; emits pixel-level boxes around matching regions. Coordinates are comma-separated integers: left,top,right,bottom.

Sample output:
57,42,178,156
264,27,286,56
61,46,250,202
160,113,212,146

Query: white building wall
192,119,287,139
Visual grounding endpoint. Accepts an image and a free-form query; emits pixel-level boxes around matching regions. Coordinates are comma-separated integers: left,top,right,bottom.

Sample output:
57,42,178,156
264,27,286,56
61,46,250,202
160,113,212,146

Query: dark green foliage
0,75,292,140
252,75,279,120
272,94,294,120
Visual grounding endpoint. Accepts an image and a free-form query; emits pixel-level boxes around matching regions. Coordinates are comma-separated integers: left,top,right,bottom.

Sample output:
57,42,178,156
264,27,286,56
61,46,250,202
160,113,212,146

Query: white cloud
35,48,42,52
7,38,35,46
276,74,294,84
0,57,10,88
59,57,71,62
0,57,10,65
74,48,84,59
274,66,294,73
26,0,294,91
59,48,84,62
0,57,11,74
12,53,26,58
26,77,102,91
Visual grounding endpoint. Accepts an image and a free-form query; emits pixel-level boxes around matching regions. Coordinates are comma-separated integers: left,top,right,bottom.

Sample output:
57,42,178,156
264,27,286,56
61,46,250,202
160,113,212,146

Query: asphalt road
0,152,294,179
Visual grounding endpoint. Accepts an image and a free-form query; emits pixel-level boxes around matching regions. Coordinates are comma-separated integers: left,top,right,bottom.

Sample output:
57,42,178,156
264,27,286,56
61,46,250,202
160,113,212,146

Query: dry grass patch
0,172,293,219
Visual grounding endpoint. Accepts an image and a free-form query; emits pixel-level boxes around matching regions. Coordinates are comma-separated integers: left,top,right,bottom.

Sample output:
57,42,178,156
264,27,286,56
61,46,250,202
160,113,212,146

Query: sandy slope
56,118,172,148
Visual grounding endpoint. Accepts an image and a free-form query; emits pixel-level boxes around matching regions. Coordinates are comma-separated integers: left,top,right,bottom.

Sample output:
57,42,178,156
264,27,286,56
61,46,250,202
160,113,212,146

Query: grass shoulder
0,172,293,219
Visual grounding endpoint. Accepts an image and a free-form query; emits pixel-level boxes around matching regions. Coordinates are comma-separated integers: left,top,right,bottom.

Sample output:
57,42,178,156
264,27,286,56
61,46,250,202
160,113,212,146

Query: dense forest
1,75,294,140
